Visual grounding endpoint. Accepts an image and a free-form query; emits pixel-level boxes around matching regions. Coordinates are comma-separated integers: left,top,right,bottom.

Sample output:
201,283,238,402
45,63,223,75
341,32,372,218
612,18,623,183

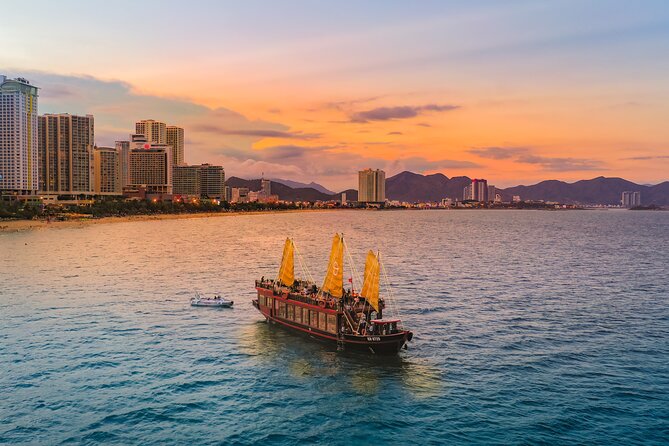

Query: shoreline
0,209,333,233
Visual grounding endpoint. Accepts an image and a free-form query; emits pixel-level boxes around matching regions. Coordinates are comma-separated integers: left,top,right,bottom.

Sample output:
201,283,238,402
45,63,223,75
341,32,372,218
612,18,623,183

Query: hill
225,177,350,202
385,171,470,202
501,177,669,205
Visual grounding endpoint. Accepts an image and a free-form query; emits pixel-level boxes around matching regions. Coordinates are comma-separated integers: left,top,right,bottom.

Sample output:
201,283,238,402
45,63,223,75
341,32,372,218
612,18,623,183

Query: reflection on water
1,210,668,444
239,319,443,397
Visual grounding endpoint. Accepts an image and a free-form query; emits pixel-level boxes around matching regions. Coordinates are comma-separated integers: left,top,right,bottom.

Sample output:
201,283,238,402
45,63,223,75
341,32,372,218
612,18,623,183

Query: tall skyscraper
166,126,184,166
38,114,95,194
358,168,386,203
93,146,121,194
621,191,641,208
463,179,488,202
135,120,167,144
0,75,39,194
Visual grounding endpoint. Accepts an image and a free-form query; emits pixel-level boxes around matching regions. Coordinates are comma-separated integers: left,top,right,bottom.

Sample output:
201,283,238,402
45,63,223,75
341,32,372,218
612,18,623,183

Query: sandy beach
0,209,333,233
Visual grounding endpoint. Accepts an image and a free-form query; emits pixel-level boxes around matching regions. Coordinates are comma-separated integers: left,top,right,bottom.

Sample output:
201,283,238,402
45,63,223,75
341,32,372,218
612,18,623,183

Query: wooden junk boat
253,234,413,355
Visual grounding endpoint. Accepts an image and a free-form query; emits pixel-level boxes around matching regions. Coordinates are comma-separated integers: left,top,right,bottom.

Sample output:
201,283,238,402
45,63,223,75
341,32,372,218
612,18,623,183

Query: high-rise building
621,191,641,208
115,140,130,187
487,185,497,203
93,146,121,194
38,114,94,194
200,164,225,199
166,126,184,166
463,179,488,202
172,164,225,198
358,168,386,203
0,75,39,194
128,143,172,194
173,165,201,196
135,119,167,144
261,178,271,197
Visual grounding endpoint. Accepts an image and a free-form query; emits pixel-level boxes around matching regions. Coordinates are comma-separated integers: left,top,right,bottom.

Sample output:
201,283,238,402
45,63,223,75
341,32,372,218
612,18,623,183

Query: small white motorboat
191,292,234,308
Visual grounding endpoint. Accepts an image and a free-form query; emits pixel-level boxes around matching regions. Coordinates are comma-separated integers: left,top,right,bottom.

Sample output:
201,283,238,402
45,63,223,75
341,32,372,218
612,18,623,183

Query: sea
1,210,668,445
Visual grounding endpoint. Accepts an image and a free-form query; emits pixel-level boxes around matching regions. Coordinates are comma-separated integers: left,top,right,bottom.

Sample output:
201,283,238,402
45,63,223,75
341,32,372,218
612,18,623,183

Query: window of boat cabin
287,304,294,321
301,307,307,325
327,314,337,334
310,310,318,328
278,302,286,318
266,297,272,308
319,312,326,331
295,306,302,324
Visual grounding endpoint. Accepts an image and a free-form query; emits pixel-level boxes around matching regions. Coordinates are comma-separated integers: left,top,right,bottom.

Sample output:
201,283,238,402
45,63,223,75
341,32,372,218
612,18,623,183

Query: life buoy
318,300,326,308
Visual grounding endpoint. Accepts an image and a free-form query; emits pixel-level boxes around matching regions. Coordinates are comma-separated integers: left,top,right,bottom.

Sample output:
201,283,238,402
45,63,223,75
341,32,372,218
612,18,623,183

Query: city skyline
2,1,669,190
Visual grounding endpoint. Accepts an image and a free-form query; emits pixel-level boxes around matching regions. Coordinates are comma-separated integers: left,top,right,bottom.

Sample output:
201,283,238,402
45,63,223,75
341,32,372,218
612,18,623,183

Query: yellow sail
321,233,344,298
277,238,295,286
361,250,380,312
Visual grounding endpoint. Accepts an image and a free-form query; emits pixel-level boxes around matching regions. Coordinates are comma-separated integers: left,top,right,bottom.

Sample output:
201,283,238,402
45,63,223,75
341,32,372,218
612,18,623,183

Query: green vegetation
0,198,302,221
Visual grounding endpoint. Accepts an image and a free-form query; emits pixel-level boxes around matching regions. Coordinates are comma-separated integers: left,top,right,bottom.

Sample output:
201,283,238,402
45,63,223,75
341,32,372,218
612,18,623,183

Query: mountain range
270,178,335,195
227,172,669,206
226,177,357,202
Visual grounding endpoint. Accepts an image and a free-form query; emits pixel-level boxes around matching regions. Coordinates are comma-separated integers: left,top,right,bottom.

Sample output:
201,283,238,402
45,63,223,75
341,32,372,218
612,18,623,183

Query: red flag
348,277,353,283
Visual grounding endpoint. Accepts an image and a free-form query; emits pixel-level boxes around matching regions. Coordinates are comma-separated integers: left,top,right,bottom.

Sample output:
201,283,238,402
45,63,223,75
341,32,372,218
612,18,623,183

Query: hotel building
38,114,94,194
93,146,121,195
0,75,39,195
358,168,386,203
128,143,172,194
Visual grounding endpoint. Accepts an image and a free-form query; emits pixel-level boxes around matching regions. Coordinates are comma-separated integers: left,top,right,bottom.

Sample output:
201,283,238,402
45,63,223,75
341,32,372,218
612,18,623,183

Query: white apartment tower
0,75,39,194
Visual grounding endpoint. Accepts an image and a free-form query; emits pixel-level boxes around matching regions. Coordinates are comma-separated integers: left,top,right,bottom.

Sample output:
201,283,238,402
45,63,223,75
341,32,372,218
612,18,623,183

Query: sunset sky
2,0,668,190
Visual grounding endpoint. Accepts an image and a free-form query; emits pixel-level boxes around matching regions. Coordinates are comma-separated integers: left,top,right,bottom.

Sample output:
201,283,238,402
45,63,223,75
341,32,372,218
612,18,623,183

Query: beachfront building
166,126,184,166
200,164,225,199
231,187,250,203
358,168,385,203
38,114,95,195
93,146,121,195
0,75,39,195
127,143,172,194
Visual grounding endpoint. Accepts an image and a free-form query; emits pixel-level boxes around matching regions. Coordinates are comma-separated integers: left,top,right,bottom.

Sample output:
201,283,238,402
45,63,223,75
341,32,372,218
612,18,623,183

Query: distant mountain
226,177,349,202
385,171,471,202
501,177,669,205
227,173,669,205
271,178,335,195
386,171,669,205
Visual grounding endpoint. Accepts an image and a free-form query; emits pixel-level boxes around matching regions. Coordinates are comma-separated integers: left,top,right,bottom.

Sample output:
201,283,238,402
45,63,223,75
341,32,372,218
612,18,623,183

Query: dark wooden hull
253,288,412,355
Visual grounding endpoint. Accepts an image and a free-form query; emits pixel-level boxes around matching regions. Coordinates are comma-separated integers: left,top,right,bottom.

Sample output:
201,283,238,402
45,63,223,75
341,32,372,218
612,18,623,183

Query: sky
2,0,669,190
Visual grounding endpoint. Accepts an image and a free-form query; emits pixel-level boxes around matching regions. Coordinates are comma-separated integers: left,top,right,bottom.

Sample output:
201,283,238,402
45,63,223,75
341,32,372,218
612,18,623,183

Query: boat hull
191,300,233,308
253,288,411,355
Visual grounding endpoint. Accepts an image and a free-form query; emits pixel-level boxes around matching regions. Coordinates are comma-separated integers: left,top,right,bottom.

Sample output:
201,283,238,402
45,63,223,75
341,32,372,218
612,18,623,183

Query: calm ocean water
1,210,668,445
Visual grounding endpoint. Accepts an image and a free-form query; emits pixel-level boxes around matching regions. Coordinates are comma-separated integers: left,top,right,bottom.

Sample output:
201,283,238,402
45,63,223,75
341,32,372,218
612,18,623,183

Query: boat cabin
369,319,400,336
